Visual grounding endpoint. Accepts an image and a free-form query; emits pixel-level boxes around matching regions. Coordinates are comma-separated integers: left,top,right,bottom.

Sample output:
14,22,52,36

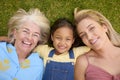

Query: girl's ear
72,38,75,44
51,35,54,41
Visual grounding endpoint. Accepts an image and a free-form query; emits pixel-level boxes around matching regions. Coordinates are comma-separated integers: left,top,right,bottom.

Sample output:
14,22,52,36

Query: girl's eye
66,38,71,41
56,37,61,39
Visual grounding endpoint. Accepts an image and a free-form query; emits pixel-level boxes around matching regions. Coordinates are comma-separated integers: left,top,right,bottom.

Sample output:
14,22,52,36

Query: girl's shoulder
73,46,90,57
34,45,54,51
73,46,90,52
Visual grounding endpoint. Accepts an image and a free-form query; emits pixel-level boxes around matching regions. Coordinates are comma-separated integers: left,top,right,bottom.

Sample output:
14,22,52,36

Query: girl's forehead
57,25,73,30
56,26,73,32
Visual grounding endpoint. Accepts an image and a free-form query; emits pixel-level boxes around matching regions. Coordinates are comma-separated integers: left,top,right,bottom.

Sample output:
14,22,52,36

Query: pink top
85,55,120,80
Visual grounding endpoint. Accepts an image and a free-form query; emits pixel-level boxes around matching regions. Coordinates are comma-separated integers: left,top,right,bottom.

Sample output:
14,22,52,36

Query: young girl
34,18,89,80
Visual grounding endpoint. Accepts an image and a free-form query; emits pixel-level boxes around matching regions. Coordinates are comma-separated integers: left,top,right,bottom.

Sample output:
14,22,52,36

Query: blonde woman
74,8,120,80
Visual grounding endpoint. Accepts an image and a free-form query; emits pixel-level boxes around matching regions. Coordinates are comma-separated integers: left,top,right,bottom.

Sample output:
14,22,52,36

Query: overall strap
48,49,55,57
69,50,74,59
48,49,74,59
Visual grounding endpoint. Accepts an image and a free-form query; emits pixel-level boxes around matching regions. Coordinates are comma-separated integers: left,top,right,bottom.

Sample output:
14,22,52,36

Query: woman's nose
87,33,93,40
27,33,33,40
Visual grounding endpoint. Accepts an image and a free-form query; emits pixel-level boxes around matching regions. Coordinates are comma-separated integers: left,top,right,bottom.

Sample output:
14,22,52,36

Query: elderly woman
74,8,120,80
0,8,50,80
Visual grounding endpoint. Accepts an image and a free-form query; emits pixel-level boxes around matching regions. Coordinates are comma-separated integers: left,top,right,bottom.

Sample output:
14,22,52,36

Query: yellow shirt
34,45,90,66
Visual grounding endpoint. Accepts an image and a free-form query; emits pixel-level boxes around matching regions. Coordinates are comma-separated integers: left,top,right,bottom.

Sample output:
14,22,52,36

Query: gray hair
8,8,50,44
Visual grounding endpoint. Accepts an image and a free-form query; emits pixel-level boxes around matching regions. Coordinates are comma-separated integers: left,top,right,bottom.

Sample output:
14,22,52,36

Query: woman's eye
89,27,95,31
33,34,40,38
22,30,29,34
80,34,86,38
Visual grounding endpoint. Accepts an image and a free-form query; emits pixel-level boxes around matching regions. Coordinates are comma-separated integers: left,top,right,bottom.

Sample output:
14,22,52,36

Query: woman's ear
102,24,108,32
13,29,17,39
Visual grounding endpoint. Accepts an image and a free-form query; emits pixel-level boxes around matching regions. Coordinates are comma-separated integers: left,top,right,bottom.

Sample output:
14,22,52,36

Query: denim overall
42,49,74,80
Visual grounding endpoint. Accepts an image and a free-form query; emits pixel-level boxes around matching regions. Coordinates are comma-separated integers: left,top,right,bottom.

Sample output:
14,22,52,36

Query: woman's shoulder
75,53,89,74
0,42,13,48
76,50,95,64
76,53,88,65
0,41,7,45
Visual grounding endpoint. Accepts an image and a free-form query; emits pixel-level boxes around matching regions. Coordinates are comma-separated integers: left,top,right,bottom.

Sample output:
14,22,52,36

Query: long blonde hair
74,8,120,47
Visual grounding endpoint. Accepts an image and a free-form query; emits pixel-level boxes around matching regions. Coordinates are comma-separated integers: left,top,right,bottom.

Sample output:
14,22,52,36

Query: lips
90,37,99,45
22,41,32,47
58,46,66,50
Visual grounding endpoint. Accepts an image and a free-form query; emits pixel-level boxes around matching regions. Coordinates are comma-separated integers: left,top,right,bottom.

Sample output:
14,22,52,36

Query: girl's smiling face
51,26,74,55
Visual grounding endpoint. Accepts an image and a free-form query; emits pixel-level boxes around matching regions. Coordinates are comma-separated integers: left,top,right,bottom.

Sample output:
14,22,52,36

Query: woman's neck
93,41,118,58
16,49,30,63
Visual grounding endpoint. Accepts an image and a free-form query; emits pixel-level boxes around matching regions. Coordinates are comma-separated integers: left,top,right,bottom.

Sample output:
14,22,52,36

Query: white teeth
23,41,31,45
59,46,66,49
59,47,65,49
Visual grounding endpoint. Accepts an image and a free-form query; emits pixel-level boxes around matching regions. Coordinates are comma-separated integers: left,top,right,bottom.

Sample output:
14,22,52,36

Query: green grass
0,0,120,36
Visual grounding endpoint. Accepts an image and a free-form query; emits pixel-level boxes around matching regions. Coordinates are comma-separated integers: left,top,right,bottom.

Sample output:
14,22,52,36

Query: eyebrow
78,24,92,35
34,32,40,36
22,27,40,35
22,27,29,30
87,24,93,29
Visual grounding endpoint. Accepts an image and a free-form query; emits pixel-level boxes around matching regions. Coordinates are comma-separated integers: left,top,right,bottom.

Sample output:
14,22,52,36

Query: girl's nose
60,39,66,44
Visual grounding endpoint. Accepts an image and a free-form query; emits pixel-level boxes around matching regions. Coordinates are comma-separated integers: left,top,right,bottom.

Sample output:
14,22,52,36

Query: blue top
0,42,44,80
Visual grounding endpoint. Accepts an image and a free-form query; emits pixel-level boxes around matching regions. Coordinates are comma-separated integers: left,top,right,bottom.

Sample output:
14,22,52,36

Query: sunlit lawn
0,0,120,35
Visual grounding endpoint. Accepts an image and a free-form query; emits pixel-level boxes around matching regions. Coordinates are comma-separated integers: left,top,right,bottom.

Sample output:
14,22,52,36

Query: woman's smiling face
14,20,41,54
77,18,108,50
